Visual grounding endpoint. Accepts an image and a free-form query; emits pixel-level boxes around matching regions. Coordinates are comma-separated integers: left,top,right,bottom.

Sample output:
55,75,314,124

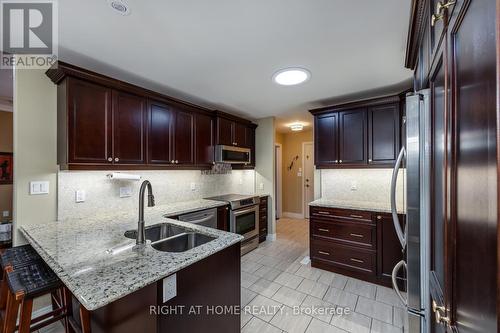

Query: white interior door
275,144,282,219
303,142,314,218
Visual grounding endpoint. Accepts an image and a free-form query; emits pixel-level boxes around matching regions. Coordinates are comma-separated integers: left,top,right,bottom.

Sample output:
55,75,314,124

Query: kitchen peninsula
20,199,243,333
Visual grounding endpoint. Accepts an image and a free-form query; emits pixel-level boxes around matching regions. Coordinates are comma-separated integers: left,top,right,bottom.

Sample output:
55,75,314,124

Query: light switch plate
2,211,9,218
75,190,86,203
238,178,243,185
119,187,132,198
350,181,358,191
162,274,177,303
259,183,264,190
190,182,196,191
30,181,49,195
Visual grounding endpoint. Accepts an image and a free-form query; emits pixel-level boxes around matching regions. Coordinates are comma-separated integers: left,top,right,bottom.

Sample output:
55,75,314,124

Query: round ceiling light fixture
273,67,311,86
108,0,131,15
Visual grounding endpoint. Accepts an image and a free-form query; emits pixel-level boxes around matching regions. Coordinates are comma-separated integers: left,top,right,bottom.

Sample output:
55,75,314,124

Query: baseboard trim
282,212,304,219
266,233,277,241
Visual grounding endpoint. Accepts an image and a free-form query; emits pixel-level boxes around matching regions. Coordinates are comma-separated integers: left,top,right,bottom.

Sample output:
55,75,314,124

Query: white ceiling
58,0,413,132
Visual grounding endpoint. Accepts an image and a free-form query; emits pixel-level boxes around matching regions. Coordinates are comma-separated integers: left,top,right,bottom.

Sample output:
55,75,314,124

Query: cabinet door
216,118,234,146
314,112,338,166
112,91,147,164
67,78,112,164
173,109,194,164
148,100,173,164
194,113,214,166
339,109,367,165
368,104,400,165
233,122,246,147
376,214,405,287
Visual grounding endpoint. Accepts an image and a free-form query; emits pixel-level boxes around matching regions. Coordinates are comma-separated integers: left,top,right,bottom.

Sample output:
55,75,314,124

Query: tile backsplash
58,170,255,220
320,169,405,207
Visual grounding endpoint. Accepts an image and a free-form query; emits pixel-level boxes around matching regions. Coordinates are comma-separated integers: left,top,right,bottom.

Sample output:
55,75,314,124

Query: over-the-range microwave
215,145,251,164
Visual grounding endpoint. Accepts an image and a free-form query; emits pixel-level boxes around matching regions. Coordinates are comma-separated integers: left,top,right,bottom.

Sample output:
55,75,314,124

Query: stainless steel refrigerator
390,90,430,333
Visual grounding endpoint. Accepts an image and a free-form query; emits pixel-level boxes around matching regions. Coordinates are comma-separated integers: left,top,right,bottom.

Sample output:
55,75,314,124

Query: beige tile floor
241,218,408,333
37,218,408,333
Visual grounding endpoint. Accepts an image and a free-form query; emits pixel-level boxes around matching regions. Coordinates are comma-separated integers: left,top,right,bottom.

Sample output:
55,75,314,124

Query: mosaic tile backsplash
58,170,255,220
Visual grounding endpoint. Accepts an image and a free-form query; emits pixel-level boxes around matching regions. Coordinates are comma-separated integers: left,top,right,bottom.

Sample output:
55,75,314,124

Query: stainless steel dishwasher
178,208,218,229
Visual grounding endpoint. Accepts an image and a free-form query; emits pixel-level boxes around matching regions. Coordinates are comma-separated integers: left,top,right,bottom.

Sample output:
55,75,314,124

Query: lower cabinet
310,206,404,287
217,205,229,231
259,196,268,242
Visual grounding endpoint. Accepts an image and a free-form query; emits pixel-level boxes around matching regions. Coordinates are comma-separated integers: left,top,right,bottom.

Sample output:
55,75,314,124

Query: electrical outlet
190,182,196,191
259,183,264,190
75,190,86,203
30,181,49,195
350,181,358,191
119,187,132,198
238,178,243,185
162,274,177,302
2,211,9,218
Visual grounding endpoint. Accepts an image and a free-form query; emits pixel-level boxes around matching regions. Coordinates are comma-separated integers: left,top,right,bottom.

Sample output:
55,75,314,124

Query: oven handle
232,206,259,216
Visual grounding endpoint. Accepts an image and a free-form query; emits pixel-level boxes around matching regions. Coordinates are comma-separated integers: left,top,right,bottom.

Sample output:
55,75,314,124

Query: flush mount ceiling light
108,0,131,15
273,68,311,86
290,123,304,131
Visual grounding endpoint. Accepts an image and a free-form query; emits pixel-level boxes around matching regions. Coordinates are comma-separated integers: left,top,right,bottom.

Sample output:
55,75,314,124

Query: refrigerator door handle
392,259,408,307
391,147,406,248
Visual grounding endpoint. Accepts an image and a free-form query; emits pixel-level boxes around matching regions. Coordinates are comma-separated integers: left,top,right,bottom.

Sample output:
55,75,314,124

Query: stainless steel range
206,194,260,255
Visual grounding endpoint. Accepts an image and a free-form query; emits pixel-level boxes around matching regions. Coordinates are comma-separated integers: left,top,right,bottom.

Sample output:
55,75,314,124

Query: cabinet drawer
311,239,376,275
310,206,372,223
311,221,375,249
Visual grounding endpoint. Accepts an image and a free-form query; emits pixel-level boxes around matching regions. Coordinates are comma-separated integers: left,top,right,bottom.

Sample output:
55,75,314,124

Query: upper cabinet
310,94,403,168
47,62,257,170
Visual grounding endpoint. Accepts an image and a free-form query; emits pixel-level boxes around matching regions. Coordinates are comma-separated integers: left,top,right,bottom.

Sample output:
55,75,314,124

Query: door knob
107,157,113,162
114,157,119,162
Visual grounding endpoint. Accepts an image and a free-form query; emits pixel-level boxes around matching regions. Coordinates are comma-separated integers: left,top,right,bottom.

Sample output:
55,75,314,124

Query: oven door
230,205,259,239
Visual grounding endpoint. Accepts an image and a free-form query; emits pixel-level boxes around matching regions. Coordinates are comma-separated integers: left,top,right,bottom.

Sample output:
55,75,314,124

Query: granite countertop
20,199,243,311
309,198,406,214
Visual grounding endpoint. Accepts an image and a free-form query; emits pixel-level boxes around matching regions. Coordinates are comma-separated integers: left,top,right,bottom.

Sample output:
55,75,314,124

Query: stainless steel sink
124,223,186,243
151,232,216,252
124,223,217,252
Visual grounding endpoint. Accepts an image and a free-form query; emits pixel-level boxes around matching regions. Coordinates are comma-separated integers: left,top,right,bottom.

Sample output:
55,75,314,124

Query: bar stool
3,261,66,333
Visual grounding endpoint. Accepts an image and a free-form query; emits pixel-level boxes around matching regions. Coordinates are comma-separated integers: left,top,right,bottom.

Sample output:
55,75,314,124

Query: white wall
319,168,405,207
58,170,255,220
255,117,276,237
13,69,58,244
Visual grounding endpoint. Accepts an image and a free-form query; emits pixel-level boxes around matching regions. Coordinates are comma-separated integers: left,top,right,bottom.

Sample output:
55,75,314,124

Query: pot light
290,123,304,131
273,68,311,86
108,0,131,15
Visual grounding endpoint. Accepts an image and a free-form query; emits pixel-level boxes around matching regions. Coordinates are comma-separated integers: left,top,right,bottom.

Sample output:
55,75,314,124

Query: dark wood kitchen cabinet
310,205,405,287
339,108,367,165
148,100,174,165
64,78,112,165
310,94,402,168
47,62,256,170
217,205,229,231
314,112,338,166
112,91,147,165
259,196,268,243
368,103,401,165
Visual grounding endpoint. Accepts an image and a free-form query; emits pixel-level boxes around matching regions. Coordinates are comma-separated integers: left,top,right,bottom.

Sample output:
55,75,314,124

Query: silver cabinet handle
114,157,119,162
391,147,406,248
350,214,364,219
175,160,179,164
335,160,338,163
391,260,408,306
368,159,372,162
317,211,330,215
107,157,113,162
377,215,382,220
350,258,364,264
318,251,330,256
339,160,343,163
318,228,330,232
350,233,364,238
171,160,175,164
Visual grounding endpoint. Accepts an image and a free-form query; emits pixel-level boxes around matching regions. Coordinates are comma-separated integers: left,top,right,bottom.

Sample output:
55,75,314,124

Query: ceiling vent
108,0,131,16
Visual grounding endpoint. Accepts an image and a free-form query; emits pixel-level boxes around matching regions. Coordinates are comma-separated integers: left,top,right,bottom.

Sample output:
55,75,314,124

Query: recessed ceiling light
108,0,131,15
290,123,304,131
273,68,311,86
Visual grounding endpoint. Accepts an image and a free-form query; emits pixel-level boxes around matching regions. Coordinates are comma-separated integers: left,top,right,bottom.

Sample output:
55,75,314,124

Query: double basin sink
124,223,217,252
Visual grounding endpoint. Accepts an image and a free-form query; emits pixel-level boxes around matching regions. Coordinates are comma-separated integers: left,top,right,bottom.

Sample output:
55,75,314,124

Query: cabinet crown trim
309,93,405,115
